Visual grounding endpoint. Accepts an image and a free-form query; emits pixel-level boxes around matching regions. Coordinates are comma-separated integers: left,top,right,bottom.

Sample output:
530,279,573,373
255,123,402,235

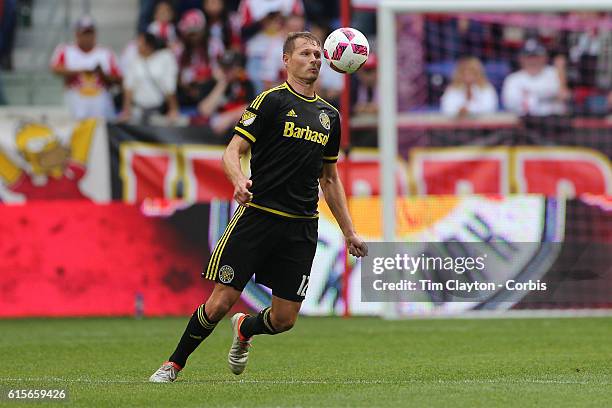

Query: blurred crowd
428,12,612,118
47,0,348,131
4,2,612,124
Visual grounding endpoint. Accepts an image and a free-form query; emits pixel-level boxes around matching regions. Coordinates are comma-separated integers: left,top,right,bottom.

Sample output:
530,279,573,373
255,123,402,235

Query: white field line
0,378,609,385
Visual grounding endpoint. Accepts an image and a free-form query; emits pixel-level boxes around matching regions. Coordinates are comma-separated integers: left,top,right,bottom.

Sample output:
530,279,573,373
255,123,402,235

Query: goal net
362,0,612,317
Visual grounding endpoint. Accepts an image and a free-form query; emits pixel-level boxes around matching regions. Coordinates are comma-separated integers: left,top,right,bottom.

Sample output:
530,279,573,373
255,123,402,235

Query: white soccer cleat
149,361,182,383
228,313,252,375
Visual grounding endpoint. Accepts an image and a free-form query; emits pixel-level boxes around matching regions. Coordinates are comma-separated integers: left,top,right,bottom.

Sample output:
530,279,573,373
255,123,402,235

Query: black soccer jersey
233,82,340,219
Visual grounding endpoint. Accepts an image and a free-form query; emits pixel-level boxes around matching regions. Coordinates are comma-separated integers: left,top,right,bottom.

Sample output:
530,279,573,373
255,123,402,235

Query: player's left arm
319,163,368,258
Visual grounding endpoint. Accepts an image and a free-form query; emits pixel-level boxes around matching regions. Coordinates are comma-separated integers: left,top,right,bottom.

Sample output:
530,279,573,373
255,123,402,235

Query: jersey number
297,275,309,297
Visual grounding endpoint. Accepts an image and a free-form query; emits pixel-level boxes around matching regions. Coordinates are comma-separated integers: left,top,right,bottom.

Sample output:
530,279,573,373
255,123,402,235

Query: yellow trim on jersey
248,202,319,219
235,126,256,143
323,155,339,161
284,82,317,102
317,96,340,114
250,84,287,110
206,206,246,280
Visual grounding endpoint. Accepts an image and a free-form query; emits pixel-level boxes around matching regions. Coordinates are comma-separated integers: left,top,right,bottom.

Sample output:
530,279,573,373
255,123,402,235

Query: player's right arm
222,135,252,205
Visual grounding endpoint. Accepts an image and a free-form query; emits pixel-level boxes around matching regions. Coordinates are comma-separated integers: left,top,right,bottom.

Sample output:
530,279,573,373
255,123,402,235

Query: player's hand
346,234,368,258
234,179,253,205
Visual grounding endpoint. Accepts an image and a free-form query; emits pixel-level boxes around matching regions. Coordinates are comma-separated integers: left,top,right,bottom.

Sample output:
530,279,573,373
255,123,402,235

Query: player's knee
270,314,297,333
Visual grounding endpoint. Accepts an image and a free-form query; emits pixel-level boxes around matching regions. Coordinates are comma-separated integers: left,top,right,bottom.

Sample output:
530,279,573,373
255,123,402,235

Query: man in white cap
502,39,570,116
50,15,121,120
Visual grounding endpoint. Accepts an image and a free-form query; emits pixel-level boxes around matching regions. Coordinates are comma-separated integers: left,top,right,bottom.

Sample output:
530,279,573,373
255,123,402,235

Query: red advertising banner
0,200,249,317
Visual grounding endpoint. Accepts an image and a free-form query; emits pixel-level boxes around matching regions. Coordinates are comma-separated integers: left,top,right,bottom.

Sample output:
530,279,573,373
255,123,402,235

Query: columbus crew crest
219,265,235,283
240,111,257,127
319,112,331,130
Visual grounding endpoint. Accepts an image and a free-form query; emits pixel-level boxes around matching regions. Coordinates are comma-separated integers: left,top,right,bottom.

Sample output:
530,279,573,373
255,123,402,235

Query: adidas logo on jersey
286,109,298,117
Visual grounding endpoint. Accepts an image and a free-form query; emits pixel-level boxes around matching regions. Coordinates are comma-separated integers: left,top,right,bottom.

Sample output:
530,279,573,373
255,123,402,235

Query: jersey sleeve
50,44,66,69
323,113,341,163
233,90,278,144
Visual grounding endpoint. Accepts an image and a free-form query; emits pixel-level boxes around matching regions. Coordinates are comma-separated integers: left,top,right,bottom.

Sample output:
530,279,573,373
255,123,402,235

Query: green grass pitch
1,316,611,407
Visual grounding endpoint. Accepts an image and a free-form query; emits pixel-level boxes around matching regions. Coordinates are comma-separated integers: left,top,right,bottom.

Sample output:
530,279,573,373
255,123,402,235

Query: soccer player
150,31,368,382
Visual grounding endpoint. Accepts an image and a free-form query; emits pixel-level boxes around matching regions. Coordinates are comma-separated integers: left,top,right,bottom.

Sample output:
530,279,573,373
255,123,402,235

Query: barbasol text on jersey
282,122,330,146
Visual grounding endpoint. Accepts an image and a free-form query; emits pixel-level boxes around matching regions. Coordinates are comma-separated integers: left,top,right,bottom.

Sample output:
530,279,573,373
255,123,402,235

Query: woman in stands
176,9,211,107
441,56,498,117
202,0,241,64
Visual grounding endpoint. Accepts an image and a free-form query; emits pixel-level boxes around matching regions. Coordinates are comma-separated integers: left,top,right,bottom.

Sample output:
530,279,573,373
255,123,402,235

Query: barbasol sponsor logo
283,122,329,146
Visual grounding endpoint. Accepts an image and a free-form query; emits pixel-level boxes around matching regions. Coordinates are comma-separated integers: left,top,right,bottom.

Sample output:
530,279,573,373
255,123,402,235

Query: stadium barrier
0,196,609,317
0,108,610,316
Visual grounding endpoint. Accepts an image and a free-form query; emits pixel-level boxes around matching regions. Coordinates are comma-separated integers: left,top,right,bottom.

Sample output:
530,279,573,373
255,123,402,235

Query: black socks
240,307,277,338
169,304,218,368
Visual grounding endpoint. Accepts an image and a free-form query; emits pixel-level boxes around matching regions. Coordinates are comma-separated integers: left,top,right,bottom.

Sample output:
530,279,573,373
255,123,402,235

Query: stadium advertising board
108,121,611,201
0,196,607,317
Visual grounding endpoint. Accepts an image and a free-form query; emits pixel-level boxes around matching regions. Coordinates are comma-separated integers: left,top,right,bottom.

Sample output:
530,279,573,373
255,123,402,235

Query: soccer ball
323,27,370,74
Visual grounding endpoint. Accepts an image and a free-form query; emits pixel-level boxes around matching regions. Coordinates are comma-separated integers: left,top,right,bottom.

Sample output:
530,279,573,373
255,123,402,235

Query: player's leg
150,206,259,382
168,283,241,366
149,284,241,383
228,295,301,375
239,294,301,336
228,217,317,374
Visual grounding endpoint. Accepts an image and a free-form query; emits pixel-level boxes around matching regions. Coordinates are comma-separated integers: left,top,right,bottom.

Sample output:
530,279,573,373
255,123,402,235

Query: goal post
377,0,612,244
374,0,612,318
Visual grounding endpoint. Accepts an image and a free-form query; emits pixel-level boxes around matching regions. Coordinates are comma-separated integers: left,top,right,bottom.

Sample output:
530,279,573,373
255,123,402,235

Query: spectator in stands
260,13,306,90
0,0,17,70
147,1,178,45
203,0,241,64
238,0,304,41
352,53,378,115
245,10,285,94
50,16,121,120
562,12,612,116
120,2,179,75
311,22,344,106
194,50,254,135
441,57,498,117
176,9,211,106
119,33,179,125
502,39,570,116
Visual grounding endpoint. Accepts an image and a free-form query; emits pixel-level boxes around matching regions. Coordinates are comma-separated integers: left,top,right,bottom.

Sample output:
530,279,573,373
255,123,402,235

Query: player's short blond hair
283,32,321,56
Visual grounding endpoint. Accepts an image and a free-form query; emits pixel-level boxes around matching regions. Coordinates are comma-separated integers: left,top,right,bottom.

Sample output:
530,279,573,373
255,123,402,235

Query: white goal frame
377,0,612,243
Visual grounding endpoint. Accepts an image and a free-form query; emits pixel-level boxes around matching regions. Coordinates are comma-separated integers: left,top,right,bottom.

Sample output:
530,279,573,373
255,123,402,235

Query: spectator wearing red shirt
50,16,121,120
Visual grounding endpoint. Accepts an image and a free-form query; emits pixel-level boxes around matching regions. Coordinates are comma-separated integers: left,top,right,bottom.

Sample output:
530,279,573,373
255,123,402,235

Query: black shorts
203,206,318,302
